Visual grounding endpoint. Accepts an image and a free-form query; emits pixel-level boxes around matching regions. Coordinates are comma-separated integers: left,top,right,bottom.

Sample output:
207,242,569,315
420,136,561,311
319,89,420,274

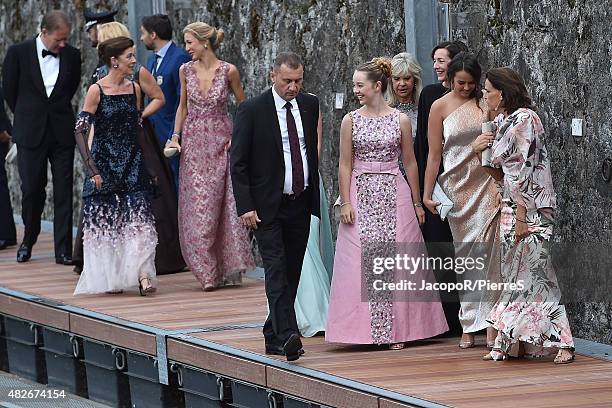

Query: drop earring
112,64,119,69
494,94,503,111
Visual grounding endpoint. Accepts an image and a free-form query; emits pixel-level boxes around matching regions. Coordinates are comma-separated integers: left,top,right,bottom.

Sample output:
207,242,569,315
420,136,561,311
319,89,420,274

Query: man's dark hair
141,14,173,41
41,10,70,32
273,52,303,71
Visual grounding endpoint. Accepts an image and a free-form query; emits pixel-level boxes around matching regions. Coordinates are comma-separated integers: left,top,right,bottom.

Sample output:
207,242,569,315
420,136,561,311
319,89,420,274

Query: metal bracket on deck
156,333,169,385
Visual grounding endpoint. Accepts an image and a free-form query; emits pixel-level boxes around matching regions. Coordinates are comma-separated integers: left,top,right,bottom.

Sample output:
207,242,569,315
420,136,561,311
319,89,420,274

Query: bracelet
516,218,527,223
171,133,180,140
413,202,423,208
340,202,351,207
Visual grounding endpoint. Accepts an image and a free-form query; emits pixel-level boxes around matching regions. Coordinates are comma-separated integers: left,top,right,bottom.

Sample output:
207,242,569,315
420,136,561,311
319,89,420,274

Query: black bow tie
42,49,58,58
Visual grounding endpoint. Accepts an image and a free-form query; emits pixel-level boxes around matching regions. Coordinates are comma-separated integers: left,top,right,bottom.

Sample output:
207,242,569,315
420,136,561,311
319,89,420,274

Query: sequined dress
438,100,501,332
74,83,157,294
325,110,448,344
394,102,417,140
179,61,255,288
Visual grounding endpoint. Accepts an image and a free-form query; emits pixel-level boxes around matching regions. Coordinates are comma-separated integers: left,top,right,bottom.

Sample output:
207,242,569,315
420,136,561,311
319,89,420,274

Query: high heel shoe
202,282,215,292
458,333,475,349
486,326,497,349
483,349,507,361
138,277,156,296
389,342,405,350
554,349,575,364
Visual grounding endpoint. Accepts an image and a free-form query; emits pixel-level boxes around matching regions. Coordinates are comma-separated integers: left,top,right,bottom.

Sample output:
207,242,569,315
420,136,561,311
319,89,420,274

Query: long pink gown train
178,60,255,288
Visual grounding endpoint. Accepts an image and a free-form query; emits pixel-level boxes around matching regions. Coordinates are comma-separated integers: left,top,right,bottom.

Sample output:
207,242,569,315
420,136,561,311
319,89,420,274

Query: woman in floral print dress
473,67,574,364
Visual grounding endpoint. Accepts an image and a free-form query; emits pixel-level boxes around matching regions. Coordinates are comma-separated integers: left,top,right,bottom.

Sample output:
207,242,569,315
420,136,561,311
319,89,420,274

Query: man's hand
239,210,261,229
0,131,11,144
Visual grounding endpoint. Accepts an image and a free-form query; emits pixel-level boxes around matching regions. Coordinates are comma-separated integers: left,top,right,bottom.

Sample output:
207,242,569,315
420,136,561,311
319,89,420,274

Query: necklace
396,101,416,113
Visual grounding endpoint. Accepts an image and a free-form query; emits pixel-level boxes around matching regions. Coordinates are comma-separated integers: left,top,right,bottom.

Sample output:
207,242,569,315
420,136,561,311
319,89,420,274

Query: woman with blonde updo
96,22,131,43
166,22,254,291
325,58,448,348
388,52,423,140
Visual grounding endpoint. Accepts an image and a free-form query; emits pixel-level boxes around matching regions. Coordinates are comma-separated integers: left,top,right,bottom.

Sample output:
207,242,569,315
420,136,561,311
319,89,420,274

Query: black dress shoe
282,334,303,362
0,240,17,250
16,244,31,263
265,344,305,356
55,255,74,265
73,264,83,274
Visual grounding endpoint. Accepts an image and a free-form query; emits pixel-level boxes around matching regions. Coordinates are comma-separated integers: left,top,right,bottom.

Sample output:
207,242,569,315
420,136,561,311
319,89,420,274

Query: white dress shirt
271,86,309,194
36,34,60,97
153,41,172,73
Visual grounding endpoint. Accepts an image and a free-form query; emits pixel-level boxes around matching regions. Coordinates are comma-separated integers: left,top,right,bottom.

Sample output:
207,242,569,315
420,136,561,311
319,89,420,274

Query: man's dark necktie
284,101,304,195
152,54,161,76
42,49,57,58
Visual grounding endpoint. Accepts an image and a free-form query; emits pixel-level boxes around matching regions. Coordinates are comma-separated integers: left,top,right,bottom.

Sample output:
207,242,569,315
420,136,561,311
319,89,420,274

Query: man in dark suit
230,52,320,361
140,14,191,190
0,86,16,250
2,10,81,263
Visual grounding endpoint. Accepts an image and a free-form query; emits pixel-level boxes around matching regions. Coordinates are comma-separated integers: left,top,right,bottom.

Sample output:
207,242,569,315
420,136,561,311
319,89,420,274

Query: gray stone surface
448,0,612,344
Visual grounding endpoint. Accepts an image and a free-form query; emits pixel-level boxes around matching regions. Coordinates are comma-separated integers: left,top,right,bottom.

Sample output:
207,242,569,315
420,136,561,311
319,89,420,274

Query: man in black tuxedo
2,10,81,263
231,52,320,361
0,86,16,250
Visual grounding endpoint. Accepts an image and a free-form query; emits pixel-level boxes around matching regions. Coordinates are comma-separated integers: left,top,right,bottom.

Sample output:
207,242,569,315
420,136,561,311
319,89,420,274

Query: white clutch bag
5,143,17,163
433,182,453,220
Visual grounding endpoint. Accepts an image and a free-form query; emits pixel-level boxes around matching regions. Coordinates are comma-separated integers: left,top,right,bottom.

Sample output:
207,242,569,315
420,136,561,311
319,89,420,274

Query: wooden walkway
0,230,611,407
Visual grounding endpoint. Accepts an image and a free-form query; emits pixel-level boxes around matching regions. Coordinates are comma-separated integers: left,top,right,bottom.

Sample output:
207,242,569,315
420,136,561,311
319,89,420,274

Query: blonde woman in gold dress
423,53,501,349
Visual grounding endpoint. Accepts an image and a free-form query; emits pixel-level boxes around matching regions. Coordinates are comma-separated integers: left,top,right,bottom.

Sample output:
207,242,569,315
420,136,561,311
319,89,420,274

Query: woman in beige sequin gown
423,53,501,348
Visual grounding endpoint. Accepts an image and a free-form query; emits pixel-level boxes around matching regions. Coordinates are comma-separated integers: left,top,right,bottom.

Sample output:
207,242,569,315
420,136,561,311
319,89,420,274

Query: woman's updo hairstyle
98,36,134,66
447,52,482,100
356,57,392,93
183,22,225,50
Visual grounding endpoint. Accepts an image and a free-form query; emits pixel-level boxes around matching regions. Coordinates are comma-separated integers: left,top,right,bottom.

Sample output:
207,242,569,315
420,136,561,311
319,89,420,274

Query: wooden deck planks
0,229,611,408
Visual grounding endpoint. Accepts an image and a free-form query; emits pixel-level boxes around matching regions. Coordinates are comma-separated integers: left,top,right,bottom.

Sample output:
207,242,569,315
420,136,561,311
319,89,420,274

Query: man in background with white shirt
2,10,81,264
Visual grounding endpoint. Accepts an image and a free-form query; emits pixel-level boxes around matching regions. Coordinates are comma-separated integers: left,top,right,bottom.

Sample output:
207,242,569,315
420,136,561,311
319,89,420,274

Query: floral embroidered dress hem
178,60,255,288
74,85,157,295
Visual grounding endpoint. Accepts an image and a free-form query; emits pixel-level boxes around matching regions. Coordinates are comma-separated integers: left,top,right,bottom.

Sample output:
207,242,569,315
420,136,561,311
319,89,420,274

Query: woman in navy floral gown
74,37,157,295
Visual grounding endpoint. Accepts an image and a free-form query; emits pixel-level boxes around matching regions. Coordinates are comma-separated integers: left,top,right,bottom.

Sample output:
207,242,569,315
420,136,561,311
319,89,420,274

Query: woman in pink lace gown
326,58,448,348
169,22,254,290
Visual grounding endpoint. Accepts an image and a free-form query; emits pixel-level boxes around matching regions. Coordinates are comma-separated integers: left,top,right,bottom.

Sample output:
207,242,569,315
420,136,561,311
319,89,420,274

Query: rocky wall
449,0,612,344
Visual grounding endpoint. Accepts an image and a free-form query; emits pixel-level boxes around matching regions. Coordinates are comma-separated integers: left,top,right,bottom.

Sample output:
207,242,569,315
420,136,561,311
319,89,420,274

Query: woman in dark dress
74,37,157,295
73,23,185,275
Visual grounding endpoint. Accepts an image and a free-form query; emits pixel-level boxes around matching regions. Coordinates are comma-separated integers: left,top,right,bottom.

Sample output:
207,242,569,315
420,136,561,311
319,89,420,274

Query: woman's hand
340,203,355,224
515,218,529,243
415,205,425,225
423,197,440,215
471,131,495,153
91,174,103,191
165,139,181,153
